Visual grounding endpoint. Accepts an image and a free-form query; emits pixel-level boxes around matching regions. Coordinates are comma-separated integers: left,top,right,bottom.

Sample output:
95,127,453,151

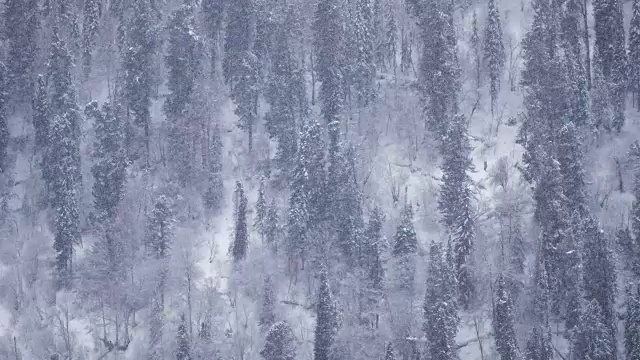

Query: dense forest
0,0,639,359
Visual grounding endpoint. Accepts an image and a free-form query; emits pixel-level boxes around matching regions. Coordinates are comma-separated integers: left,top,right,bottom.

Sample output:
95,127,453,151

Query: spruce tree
483,0,505,115
0,63,8,173
82,0,101,78
630,0,640,108
146,195,174,260
573,300,616,360
164,4,202,120
48,29,82,289
392,204,418,257
86,101,127,224
333,145,365,262
259,276,276,333
233,181,249,262
176,314,191,360
231,51,260,151
123,0,157,166
626,286,640,360
33,75,49,156
493,274,520,360
352,0,376,107
471,11,481,91
3,0,39,102
385,14,398,74
314,271,337,360
204,124,224,210
593,0,627,132
423,242,459,360
262,321,297,360
364,206,385,290
223,0,253,85
265,200,280,253
202,0,225,76
384,343,396,360
524,327,552,360
255,180,267,241
439,115,476,309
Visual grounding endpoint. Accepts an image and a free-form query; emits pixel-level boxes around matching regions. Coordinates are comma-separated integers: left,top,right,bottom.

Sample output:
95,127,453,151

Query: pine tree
562,0,589,128
33,75,49,156
223,0,253,85
260,276,276,333
261,321,297,360
123,0,158,166
146,195,174,260
352,0,376,107
202,0,225,76
582,216,617,348
265,200,280,253
232,181,249,262
524,327,552,360
265,21,308,175
417,0,460,140
255,180,267,241
176,314,191,360
314,271,337,360
48,29,82,289
423,242,459,360
493,274,520,360
593,0,627,132
82,0,101,78
630,0,640,107
626,286,640,360
439,115,476,309
3,0,39,101
573,300,616,360
384,343,396,360
164,4,202,120
204,124,224,210
86,101,127,224
0,63,8,173
483,0,505,115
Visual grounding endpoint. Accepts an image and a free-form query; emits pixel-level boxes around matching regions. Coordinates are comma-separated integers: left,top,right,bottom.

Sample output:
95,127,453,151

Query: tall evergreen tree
423,242,459,360
384,343,396,360
630,0,640,108
260,276,276,333
573,300,616,360
626,286,640,360
314,271,337,360
593,0,627,132
48,29,82,289
483,0,505,115
364,206,385,290
265,200,280,253
471,11,481,91
255,179,267,241
176,314,191,360
146,195,174,260
385,14,398,74
3,0,39,101
261,321,297,360
204,124,224,210
352,0,376,107
223,0,253,85
0,63,8,173
439,115,476,309
493,274,520,360
82,0,101,78
524,327,552,360
392,204,418,257
33,75,49,156
123,0,157,166
231,51,260,151
202,0,225,76
86,101,127,224
333,145,365,262
232,181,249,262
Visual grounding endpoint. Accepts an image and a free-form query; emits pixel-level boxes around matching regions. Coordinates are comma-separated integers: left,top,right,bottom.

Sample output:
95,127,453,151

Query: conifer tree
223,0,253,85
231,51,260,151
262,321,297,360
314,271,337,360
204,124,224,210
573,300,616,360
260,276,276,333
82,0,101,78
364,206,385,290
384,343,396,360
333,145,365,262
626,286,640,360
265,200,280,253
524,327,552,360
255,180,267,241
630,0,640,107
439,115,476,309
3,0,39,101
0,63,8,173
86,101,127,223
164,4,202,120
33,75,49,156
352,0,376,107
471,11,481,91
202,0,225,75
593,0,627,132
392,204,418,257
176,314,191,360
123,0,158,166
493,274,520,360
423,242,459,360
385,14,398,74
265,21,308,174
632,144,640,253
146,195,174,260
483,0,505,115
48,29,82,289
232,181,249,262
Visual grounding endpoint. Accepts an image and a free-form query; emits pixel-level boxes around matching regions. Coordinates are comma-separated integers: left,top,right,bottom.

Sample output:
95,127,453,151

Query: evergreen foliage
146,195,174,259
392,204,417,257
483,0,505,114
626,286,640,360
260,276,277,332
352,0,377,107
524,327,552,360
630,0,640,103
176,314,191,360
231,51,260,151
384,343,395,360
233,181,249,262
261,321,296,360
0,63,8,173
314,271,337,360
493,274,520,360
223,0,253,86
204,124,224,210
3,0,39,101
82,0,101,78
202,0,225,75
573,300,616,360
33,75,49,156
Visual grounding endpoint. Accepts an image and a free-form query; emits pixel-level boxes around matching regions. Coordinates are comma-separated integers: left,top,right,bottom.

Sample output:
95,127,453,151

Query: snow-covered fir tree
573,300,616,360
232,181,249,262
3,0,39,102
176,314,191,360
81,0,100,78
626,286,640,360
314,271,338,360
493,274,520,360
261,321,297,360
483,0,505,115
0,63,8,173
630,0,640,107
